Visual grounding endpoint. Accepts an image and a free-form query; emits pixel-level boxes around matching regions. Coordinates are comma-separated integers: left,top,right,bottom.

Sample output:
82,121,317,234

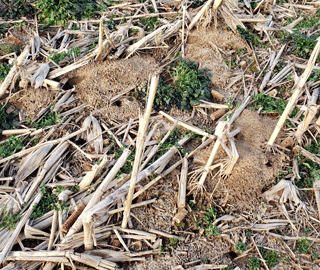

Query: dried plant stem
198,122,228,188
295,88,319,142
122,75,159,229
88,137,189,220
66,148,131,239
48,211,58,251
159,111,216,140
140,121,177,171
268,38,320,147
259,45,285,92
188,0,215,30
0,45,30,98
178,157,188,209
314,181,320,220
24,142,69,203
0,127,87,165
250,236,270,270
0,193,42,264
78,154,110,191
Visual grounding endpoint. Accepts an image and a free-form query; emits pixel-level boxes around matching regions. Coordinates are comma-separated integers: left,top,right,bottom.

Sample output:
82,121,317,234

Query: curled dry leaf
81,116,103,154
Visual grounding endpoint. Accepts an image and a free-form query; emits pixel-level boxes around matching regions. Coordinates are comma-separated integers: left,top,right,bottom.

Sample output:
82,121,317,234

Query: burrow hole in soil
63,76,84,90
114,100,122,107
228,251,238,259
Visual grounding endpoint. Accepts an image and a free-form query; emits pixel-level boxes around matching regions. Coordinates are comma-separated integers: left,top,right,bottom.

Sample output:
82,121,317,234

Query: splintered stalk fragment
267,37,320,148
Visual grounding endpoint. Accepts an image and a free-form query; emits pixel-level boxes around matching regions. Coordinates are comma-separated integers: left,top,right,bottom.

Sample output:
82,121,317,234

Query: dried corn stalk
267,38,320,148
294,88,319,143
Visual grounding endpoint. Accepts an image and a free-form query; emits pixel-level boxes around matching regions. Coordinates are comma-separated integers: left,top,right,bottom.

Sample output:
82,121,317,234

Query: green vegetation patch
296,237,312,254
48,47,81,64
251,93,287,114
0,104,18,131
137,59,212,111
248,257,261,270
235,242,247,253
0,206,21,229
296,141,320,188
0,0,33,20
280,30,320,60
0,135,24,158
0,63,13,81
142,17,160,32
0,43,20,56
237,26,263,48
27,110,62,129
193,207,220,237
260,248,280,268
35,0,106,25
31,185,66,219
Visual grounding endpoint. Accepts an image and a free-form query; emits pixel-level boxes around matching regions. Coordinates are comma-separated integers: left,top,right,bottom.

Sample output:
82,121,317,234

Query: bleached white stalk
267,38,320,147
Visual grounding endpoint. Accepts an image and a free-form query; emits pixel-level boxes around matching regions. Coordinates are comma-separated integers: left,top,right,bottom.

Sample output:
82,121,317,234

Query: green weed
190,0,207,8
0,206,21,229
0,43,20,56
169,237,179,244
0,0,33,20
237,26,262,48
252,93,286,114
308,69,320,82
260,248,280,268
35,0,100,25
86,184,95,195
113,146,135,178
0,24,9,39
224,57,237,69
194,207,220,237
237,48,247,55
281,30,320,60
142,17,160,32
296,237,312,254
31,185,67,219
0,135,24,158
248,257,261,270
173,60,212,110
137,59,212,111
296,141,320,188
235,242,247,253
153,79,178,111
0,104,18,131
0,63,13,81
284,15,320,30
48,47,81,64
27,110,61,129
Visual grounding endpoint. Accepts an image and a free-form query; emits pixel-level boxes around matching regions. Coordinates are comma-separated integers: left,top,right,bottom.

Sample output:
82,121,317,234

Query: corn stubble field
0,0,320,269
